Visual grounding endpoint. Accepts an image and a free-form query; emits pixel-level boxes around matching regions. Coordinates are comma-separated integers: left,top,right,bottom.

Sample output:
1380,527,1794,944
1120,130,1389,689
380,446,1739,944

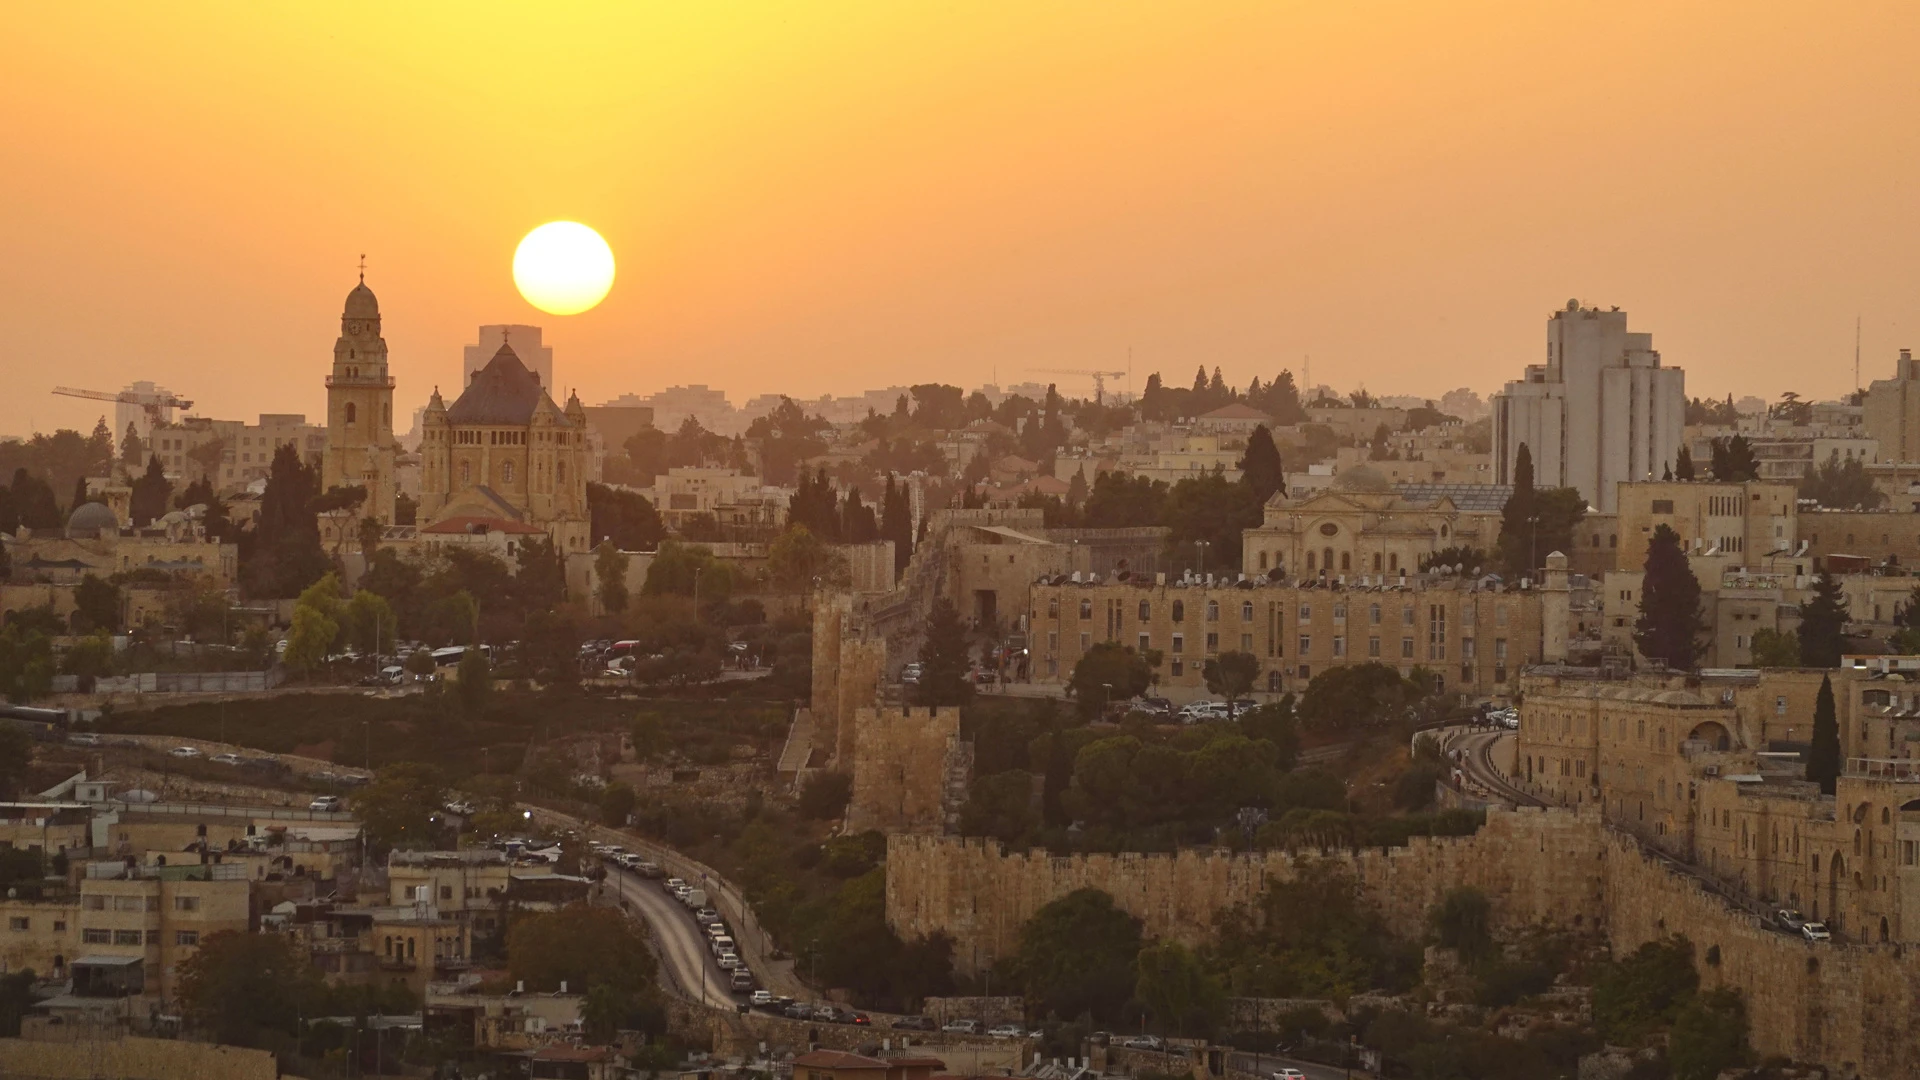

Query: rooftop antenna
1855,315,1862,391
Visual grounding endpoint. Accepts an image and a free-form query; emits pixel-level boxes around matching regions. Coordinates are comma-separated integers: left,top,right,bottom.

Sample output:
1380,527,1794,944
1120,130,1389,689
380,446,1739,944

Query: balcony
324,374,396,388
1847,757,1920,782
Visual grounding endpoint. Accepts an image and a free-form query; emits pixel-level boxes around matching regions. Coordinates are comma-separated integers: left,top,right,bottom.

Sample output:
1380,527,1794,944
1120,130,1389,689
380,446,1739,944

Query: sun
513,221,616,315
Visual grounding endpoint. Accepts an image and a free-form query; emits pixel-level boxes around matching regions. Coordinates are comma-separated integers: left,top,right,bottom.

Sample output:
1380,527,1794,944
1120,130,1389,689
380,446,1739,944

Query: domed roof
66,501,119,536
344,281,380,320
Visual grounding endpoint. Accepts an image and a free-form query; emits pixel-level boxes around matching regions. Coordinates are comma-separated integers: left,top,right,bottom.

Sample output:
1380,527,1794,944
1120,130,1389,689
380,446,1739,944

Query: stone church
417,342,592,553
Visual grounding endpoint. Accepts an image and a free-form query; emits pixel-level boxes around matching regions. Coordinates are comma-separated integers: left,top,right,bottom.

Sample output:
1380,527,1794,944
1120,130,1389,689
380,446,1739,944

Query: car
988,1023,1025,1039
1120,1036,1165,1051
1776,908,1807,931
890,1016,937,1031
849,1012,871,1026
67,732,103,747
169,746,202,758
901,663,923,685
663,877,687,892
941,1019,981,1034
782,1002,812,1019
1802,922,1832,942
444,800,476,816
750,990,774,1007
716,954,741,971
209,753,243,766
1271,1070,1307,1080
309,796,344,812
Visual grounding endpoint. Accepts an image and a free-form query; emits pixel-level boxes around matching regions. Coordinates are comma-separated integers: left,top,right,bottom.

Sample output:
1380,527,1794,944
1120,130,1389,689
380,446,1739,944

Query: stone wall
0,1036,290,1080
1604,830,1920,1079
846,706,965,834
886,807,1608,975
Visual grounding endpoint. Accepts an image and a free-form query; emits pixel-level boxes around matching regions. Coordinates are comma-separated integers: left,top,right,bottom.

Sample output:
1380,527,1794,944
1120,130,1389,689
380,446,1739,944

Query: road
1443,726,1544,808
602,864,741,1009
1228,1050,1364,1080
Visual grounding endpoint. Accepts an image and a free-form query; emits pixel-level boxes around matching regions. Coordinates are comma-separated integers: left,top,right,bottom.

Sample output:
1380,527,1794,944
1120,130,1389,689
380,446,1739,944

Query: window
83,896,105,911
1241,601,1254,621
1427,605,1447,661
1333,604,1347,622
1369,604,1382,625
1079,632,1091,651
345,402,357,425
439,886,453,900
1402,637,1415,659
1171,633,1184,654
1139,633,1151,653
1332,636,1345,658
1299,634,1311,654
1240,633,1253,651
1047,631,1057,654
460,461,471,485
175,930,200,947
1079,599,1092,619
114,897,145,912
1298,603,1312,621
1651,499,1674,514
113,930,143,945
83,929,111,944
7,917,27,931
1207,601,1219,621
1368,636,1381,658
1138,601,1151,621
1205,632,1219,653
1048,597,1059,618
1403,605,1415,625
1172,601,1185,622
1170,659,1183,676
173,896,200,912
502,460,514,483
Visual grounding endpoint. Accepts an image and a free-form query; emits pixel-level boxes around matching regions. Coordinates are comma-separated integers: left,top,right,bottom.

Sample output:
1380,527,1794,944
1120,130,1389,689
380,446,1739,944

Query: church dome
66,501,119,537
344,281,380,320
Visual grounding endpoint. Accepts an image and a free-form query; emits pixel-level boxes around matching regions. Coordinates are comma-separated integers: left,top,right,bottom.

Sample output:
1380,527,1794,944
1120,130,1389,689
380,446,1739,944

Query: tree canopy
1633,524,1706,670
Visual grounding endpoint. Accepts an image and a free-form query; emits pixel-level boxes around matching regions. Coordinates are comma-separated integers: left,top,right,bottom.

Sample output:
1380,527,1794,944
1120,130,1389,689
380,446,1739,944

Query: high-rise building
1493,301,1684,513
1862,348,1920,463
463,325,552,391
321,278,398,523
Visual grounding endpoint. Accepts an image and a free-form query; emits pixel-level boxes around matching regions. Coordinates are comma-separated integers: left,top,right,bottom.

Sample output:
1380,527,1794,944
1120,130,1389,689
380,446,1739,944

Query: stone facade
1239,489,1501,581
1026,572,1558,700
321,280,398,524
845,706,968,834
884,808,1607,977
1612,479,1798,573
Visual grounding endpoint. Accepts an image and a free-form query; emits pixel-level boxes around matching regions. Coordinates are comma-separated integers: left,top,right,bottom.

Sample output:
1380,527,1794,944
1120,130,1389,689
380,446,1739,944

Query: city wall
1604,831,1920,1079
886,807,1608,976
0,1036,294,1080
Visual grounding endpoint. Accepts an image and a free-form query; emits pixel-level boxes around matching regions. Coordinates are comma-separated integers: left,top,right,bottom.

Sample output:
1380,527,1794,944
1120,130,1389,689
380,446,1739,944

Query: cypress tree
129,455,172,527
880,474,914,579
914,597,974,707
1498,443,1537,575
1807,674,1840,795
1721,435,1760,482
1796,570,1850,667
1675,445,1695,481
1633,523,1707,670
1240,424,1285,505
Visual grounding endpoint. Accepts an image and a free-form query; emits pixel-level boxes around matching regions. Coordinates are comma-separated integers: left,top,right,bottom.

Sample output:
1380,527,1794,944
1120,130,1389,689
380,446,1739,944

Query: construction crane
52,385,194,429
1028,368,1128,403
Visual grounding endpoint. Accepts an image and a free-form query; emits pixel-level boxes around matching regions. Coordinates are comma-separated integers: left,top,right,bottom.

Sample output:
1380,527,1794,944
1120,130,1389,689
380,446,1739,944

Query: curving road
1442,726,1545,808
602,863,740,1008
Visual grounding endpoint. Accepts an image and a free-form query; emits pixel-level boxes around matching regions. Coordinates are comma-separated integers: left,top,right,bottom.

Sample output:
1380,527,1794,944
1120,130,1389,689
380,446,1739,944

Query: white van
710,935,735,956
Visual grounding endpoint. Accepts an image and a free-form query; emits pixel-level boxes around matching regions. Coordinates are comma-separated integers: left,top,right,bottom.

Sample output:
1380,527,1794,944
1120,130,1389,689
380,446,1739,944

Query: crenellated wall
886,808,1608,976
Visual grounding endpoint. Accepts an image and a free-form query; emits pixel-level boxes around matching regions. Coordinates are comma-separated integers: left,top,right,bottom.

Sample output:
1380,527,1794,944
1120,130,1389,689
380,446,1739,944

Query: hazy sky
6,2,1918,437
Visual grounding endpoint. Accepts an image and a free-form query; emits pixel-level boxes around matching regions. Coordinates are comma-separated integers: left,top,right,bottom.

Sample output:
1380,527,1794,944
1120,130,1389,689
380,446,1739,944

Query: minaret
320,269,398,524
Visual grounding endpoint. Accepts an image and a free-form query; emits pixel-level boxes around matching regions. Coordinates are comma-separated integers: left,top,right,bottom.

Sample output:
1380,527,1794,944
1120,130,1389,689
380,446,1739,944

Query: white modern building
463,325,553,391
1493,301,1685,513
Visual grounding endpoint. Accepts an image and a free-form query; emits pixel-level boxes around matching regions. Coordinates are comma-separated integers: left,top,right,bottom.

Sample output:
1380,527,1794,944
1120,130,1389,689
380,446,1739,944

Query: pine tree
1807,674,1840,795
1191,365,1209,396
1721,435,1759,482
129,455,172,527
914,597,974,707
1796,570,1850,667
1497,443,1537,575
1633,523,1707,670
70,475,90,515
1239,424,1285,505
1675,445,1695,481
1140,373,1166,422
121,423,144,468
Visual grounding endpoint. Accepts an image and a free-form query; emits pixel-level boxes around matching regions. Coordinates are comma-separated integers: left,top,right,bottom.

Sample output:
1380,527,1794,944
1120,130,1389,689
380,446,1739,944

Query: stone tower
321,277,398,524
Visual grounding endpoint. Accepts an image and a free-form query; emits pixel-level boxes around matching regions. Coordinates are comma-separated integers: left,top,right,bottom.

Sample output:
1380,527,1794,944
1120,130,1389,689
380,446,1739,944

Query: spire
358,253,366,284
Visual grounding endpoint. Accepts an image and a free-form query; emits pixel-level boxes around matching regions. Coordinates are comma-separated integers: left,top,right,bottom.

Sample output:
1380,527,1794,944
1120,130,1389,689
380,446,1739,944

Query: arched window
1242,601,1254,621
1323,547,1334,571
1079,599,1092,619
1372,553,1382,572
1259,551,1268,570
1388,553,1399,572
1440,524,1450,538
1340,552,1351,571
1306,552,1317,571
344,402,357,425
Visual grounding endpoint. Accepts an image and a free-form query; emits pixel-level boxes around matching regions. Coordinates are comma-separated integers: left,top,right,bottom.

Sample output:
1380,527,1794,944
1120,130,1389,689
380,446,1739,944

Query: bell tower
320,267,398,524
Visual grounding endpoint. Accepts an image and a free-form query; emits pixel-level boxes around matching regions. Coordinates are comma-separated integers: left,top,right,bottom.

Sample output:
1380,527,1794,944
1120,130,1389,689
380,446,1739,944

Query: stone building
417,343,593,554
1612,479,1799,573
1493,301,1686,513
1239,489,1503,581
1862,346,1920,463
1026,563,1563,700
320,277,399,524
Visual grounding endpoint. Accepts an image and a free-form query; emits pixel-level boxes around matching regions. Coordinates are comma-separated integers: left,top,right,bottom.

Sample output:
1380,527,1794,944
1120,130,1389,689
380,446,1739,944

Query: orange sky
6,2,1919,437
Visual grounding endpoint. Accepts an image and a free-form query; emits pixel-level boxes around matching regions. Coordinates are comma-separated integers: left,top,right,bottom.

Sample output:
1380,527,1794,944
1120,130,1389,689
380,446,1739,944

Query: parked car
716,954,741,971
634,860,664,878
169,746,202,758
730,969,755,991
209,753,243,766
67,732,103,747
988,1024,1025,1039
900,663,923,685
782,1002,813,1019
1120,1035,1165,1051
309,796,344,812
1802,922,1832,942
941,1019,981,1035
1271,1070,1308,1080
444,800,476,815
1775,909,1807,931
663,877,687,892
890,1016,937,1031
